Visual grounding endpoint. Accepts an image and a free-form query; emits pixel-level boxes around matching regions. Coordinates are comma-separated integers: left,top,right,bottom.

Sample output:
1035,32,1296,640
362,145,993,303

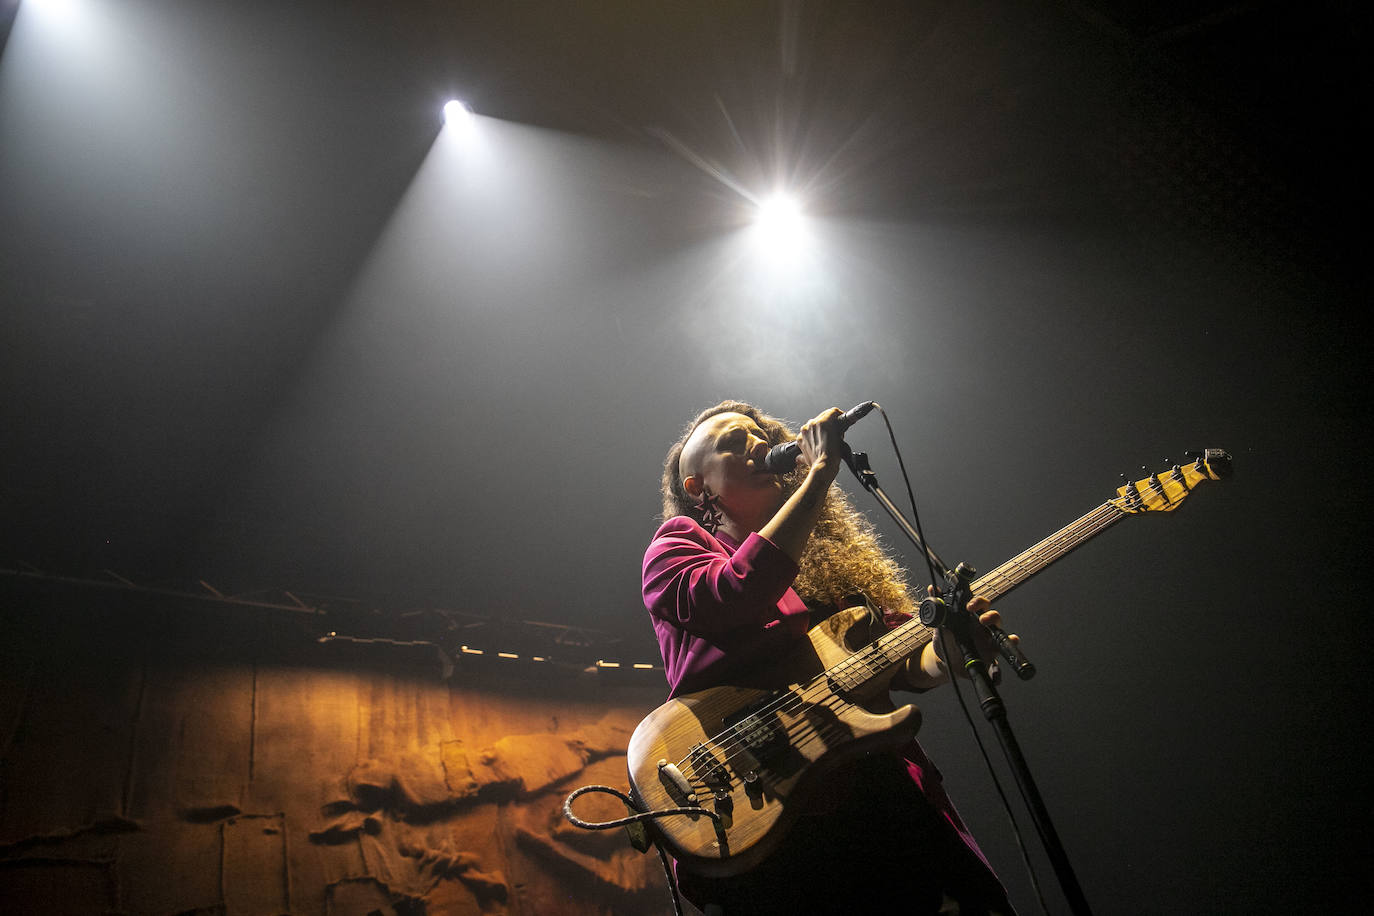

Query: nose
748,437,771,466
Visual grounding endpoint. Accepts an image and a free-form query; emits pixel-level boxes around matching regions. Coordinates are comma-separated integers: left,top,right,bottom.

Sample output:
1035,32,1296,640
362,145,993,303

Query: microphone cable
869,403,1051,916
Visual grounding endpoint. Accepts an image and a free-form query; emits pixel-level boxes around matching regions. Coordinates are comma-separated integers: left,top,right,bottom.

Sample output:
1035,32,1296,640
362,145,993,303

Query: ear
682,474,703,499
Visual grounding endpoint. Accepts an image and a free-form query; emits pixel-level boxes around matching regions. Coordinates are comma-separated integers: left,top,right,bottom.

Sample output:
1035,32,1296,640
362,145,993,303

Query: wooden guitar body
626,606,921,877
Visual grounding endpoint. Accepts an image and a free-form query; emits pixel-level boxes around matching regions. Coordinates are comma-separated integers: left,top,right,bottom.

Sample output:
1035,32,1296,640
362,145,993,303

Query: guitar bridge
656,759,700,814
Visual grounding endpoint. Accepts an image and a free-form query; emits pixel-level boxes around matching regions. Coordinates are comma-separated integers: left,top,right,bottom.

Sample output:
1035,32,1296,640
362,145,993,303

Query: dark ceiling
1,1,1361,586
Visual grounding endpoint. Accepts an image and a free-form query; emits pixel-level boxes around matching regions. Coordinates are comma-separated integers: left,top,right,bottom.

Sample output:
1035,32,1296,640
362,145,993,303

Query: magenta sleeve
642,516,800,638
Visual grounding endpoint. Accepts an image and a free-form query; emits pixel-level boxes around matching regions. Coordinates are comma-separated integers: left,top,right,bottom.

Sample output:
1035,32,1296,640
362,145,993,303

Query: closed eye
718,427,748,453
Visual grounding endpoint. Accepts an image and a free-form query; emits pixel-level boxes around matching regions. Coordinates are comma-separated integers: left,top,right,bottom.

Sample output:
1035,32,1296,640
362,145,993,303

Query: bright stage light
749,191,811,261
754,192,803,233
443,99,473,126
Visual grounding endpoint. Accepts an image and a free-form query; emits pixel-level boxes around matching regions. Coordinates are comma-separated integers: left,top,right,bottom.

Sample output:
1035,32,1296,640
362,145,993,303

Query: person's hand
757,409,847,561
928,588,1019,679
794,408,846,481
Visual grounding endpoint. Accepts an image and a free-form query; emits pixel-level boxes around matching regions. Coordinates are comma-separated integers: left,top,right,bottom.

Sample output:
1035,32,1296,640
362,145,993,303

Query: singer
642,401,1016,914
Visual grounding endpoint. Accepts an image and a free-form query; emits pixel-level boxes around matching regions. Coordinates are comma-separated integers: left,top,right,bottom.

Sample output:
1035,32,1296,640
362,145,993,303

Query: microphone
763,401,877,473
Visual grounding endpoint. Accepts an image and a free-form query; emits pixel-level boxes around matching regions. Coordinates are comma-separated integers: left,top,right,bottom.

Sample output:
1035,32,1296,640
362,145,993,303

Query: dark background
1,1,1366,912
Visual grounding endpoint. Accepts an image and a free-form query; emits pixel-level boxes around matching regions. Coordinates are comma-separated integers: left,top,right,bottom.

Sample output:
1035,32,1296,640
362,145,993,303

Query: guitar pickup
689,744,735,825
691,743,733,795
724,700,788,761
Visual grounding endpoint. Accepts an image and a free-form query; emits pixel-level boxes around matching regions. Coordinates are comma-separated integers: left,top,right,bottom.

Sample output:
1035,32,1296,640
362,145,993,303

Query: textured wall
0,586,670,914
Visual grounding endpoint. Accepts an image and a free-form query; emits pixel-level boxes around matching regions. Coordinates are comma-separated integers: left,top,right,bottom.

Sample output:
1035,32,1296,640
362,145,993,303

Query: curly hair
660,400,916,617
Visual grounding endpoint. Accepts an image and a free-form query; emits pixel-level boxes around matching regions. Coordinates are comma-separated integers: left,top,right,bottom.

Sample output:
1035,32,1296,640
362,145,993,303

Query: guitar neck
828,450,1230,695
970,500,1126,603
827,501,1126,695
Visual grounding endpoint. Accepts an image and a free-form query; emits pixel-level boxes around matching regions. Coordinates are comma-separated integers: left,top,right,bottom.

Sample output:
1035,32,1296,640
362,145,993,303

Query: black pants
680,753,1014,915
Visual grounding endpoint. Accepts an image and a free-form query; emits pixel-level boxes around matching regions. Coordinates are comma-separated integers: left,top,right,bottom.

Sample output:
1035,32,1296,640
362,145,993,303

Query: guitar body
626,606,922,877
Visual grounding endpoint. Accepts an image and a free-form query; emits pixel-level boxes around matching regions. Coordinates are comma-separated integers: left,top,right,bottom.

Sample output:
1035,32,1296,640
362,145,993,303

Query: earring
693,486,723,536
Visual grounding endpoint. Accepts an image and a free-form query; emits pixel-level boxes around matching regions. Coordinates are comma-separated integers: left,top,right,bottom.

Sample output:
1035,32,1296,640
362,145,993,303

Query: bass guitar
626,449,1232,876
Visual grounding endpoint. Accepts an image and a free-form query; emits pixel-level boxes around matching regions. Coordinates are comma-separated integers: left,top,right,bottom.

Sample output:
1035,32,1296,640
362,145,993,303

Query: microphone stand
843,449,1094,916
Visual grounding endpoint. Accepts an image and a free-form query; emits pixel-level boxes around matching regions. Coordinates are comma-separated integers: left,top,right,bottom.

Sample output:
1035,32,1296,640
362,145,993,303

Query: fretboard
970,500,1127,603
825,500,1127,694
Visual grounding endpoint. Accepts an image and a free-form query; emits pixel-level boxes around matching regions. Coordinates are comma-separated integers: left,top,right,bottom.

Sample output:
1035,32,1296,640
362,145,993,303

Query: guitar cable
562,783,719,916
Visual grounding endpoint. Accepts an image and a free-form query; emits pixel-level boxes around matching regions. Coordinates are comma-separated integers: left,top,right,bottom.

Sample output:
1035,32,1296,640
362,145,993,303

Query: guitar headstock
1109,448,1233,514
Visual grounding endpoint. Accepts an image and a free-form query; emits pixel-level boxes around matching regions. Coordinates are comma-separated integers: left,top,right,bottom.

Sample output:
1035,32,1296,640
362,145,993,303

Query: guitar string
680,511,1132,794
684,676,915,795
678,501,1127,773
673,466,1214,797
679,603,951,777
969,501,1128,598
677,500,1133,780
673,497,1126,785
680,623,936,787
680,506,1131,789
677,603,944,776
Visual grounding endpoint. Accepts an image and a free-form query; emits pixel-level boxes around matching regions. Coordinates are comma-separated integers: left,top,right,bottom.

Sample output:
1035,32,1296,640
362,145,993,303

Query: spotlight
443,99,473,125
754,192,804,232
750,191,810,258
